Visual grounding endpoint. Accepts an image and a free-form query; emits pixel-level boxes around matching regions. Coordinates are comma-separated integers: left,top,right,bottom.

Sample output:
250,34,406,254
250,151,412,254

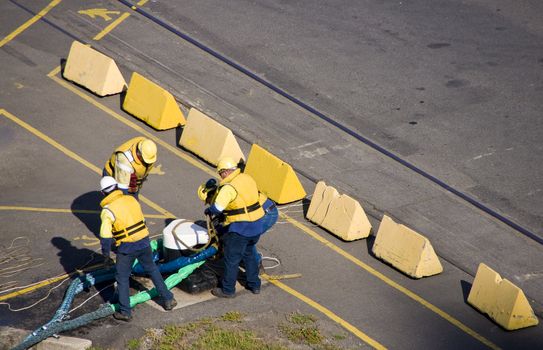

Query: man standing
99,176,176,321
103,137,157,198
204,157,266,298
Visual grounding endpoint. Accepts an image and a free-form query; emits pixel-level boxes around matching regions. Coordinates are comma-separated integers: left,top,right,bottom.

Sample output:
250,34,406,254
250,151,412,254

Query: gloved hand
205,178,217,190
128,173,138,193
204,207,212,216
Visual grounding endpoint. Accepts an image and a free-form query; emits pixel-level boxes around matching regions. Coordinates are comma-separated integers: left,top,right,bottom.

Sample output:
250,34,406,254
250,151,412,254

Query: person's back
204,157,266,298
103,137,157,197
99,176,176,321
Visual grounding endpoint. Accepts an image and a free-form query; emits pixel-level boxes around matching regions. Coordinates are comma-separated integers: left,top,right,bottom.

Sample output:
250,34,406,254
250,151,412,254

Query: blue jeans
221,232,261,295
261,201,278,234
115,245,173,316
254,201,278,264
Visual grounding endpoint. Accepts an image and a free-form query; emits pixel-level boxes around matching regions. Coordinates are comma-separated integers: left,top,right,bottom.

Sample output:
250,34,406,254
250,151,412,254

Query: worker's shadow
71,191,103,239
51,237,114,303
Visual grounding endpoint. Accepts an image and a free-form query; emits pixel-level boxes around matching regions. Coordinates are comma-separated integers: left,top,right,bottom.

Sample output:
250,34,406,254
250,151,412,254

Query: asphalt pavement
1,1,542,349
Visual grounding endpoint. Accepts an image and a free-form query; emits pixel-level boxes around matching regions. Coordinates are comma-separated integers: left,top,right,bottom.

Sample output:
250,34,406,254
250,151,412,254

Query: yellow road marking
93,12,130,41
0,262,108,302
78,9,121,22
90,0,148,41
0,0,62,48
263,274,386,349
0,109,177,220
0,275,69,302
0,206,168,219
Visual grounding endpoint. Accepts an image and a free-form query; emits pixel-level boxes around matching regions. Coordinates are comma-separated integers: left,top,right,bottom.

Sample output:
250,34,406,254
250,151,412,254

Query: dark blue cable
118,0,542,245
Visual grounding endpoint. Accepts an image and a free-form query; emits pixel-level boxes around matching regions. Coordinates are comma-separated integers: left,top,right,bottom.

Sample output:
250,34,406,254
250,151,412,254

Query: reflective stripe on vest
219,170,265,224
112,220,146,240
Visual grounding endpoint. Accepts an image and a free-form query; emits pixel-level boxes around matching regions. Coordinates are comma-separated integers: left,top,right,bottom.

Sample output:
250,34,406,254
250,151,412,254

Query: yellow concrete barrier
63,41,126,96
468,263,539,330
372,214,442,278
123,72,186,130
179,108,245,166
306,181,371,241
244,144,306,204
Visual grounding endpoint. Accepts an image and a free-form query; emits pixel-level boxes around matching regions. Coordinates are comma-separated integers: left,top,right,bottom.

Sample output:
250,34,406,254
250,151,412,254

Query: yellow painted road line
92,0,149,41
263,274,386,350
0,109,177,220
0,0,62,48
93,12,130,41
47,70,499,349
0,275,69,302
0,206,168,219
0,262,108,302
282,213,500,350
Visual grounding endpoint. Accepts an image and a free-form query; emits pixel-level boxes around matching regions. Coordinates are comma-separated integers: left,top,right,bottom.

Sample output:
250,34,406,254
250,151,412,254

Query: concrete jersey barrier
63,40,126,97
123,72,186,130
372,214,443,278
244,144,306,204
468,263,539,330
179,108,245,166
307,181,372,241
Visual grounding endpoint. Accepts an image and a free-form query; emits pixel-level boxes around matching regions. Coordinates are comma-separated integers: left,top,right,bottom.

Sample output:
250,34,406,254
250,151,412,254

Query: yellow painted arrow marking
78,8,120,21
150,164,165,175
73,234,100,246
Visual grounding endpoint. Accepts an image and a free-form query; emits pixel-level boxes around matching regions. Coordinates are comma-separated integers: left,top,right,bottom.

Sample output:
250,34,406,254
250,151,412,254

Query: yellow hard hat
138,139,157,164
216,157,237,173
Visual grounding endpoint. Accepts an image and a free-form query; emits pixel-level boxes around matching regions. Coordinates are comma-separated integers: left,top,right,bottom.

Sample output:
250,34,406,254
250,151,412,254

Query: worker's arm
113,153,134,192
205,185,237,216
99,209,115,258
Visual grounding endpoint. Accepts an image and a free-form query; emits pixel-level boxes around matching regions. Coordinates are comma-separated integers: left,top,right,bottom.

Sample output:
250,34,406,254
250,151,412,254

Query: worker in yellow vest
197,176,278,269
204,157,266,298
99,176,176,321
103,137,157,199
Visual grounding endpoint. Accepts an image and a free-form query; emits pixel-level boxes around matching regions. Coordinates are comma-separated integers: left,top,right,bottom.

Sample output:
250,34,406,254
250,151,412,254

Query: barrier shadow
461,279,472,303
365,234,377,256
301,198,311,217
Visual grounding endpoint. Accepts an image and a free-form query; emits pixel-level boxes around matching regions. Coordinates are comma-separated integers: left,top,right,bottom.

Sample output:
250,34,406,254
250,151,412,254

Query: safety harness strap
223,202,261,216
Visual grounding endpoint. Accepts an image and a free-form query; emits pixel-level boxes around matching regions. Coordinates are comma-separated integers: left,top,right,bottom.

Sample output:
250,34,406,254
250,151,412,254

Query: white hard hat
100,176,117,192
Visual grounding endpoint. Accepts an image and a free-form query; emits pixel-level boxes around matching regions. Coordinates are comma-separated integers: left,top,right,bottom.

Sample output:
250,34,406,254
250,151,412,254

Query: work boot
163,298,177,311
113,312,132,322
211,287,235,298
249,288,260,295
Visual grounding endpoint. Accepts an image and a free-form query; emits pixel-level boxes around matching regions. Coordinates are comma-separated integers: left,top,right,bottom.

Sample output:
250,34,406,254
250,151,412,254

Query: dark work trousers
221,232,261,295
115,245,173,316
